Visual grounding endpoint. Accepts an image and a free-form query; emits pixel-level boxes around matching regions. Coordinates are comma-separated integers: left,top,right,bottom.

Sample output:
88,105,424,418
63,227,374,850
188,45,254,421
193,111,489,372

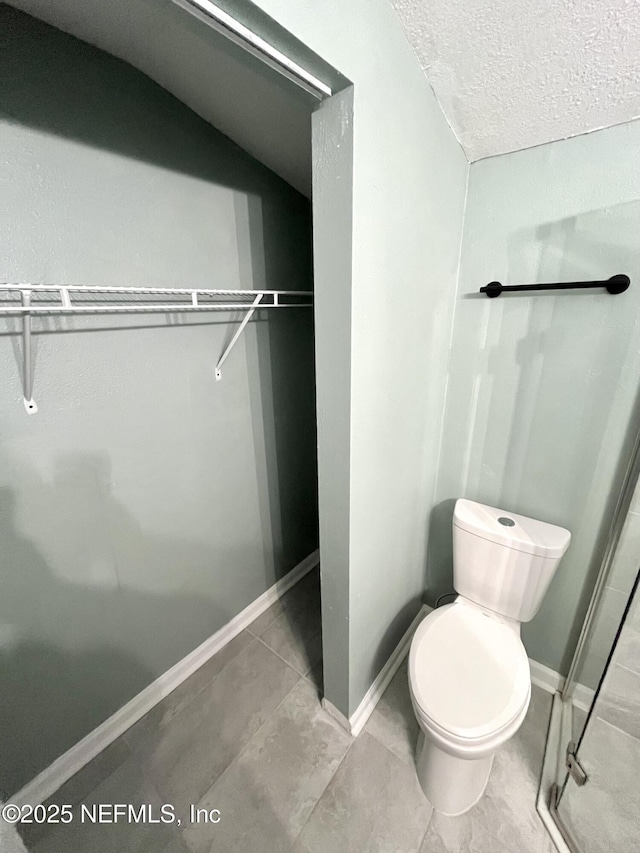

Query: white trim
329,604,431,738
174,0,332,99
529,659,565,694
527,659,594,713
321,697,352,733
571,682,595,713
350,604,431,737
11,550,319,808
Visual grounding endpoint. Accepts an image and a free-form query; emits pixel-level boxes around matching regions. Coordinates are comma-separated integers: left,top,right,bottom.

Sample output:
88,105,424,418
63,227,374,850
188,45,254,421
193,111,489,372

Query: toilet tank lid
453,499,571,558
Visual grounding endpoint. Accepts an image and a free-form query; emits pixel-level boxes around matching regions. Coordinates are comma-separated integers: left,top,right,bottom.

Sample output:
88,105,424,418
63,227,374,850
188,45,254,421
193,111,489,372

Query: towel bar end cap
606,274,630,295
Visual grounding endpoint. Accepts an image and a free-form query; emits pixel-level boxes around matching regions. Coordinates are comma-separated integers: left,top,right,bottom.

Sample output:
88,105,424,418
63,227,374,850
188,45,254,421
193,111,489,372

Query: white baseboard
323,603,431,738
571,682,595,713
529,659,565,694
12,549,319,808
321,697,352,732
528,660,594,714
350,604,432,737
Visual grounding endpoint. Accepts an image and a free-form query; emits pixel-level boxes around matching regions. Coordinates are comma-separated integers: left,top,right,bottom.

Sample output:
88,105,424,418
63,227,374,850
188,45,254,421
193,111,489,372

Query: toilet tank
452,499,571,622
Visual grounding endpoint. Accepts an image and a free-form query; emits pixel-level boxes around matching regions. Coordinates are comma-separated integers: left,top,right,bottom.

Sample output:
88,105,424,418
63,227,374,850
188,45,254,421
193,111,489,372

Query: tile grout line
246,615,279,639
134,758,187,848
179,637,332,844
417,805,436,852
23,745,153,850
178,673,308,827
254,631,317,680
293,731,432,849
290,734,357,845
360,732,434,850
193,673,356,848
122,633,258,756
31,584,321,837
616,659,640,678
592,713,640,743
23,738,137,848
176,638,311,811
177,586,322,809
130,642,308,833
247,608,290,639
246,568,320,640
364,725,415,768
359,728,419,766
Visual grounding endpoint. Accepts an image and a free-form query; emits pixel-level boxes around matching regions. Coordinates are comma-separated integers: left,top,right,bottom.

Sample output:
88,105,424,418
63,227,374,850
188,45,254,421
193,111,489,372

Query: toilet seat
409,600,530,745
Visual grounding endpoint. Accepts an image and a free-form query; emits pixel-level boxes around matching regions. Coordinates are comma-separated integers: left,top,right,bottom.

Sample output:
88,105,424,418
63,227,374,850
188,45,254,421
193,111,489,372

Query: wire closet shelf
0,282,313,414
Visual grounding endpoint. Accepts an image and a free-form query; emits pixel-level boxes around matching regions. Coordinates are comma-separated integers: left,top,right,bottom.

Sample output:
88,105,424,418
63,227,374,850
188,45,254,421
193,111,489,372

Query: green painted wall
0,8,316,795
576,463,640,690
245,0,469,713
311,88,354,714
431,119,640,676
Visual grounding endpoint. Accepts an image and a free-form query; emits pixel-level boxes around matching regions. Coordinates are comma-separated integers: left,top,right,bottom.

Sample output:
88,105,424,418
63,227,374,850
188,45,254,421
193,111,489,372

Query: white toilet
409,498,570,816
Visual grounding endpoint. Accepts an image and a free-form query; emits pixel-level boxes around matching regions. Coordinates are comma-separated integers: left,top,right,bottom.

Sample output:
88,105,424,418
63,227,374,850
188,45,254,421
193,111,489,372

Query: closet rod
175,0,332,99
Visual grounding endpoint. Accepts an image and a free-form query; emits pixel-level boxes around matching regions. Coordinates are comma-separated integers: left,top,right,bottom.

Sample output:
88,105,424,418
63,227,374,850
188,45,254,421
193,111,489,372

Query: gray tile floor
19,569,556,852
559,715,640,853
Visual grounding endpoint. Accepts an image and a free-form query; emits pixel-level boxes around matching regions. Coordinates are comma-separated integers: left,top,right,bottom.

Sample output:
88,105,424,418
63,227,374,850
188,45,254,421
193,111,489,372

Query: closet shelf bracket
21,289,37,414
215,292,263,381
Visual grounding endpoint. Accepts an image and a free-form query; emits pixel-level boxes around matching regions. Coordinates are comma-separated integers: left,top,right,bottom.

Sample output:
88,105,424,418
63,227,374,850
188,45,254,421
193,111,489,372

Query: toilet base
415,730,494,816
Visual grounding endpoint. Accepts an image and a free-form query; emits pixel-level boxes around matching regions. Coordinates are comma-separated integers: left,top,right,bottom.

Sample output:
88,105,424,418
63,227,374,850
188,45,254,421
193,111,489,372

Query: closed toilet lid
409,602,530,741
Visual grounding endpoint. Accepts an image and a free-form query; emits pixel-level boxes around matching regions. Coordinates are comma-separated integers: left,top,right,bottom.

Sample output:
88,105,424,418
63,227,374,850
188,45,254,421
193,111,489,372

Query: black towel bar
480,274,630,298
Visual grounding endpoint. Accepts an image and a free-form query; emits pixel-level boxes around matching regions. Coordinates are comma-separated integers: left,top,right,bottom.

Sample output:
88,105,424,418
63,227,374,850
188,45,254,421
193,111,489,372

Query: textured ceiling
391,0,640,161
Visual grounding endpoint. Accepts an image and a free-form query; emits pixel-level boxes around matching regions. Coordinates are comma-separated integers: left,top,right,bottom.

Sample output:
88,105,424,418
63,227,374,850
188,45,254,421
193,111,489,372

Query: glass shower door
554,570,640,852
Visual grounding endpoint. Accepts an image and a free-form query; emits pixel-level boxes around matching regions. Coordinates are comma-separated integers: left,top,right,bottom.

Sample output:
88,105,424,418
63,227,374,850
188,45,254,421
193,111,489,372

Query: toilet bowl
409,598,530,815
409,499,570,815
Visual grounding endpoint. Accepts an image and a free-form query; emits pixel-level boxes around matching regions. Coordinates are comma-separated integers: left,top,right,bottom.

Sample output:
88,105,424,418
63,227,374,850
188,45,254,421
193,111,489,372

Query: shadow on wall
0,452,242,797
235,193,318,578
425,498,457,603
0,4,314,287
0,4,297,195
0,6,317,583
0,7,319,797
